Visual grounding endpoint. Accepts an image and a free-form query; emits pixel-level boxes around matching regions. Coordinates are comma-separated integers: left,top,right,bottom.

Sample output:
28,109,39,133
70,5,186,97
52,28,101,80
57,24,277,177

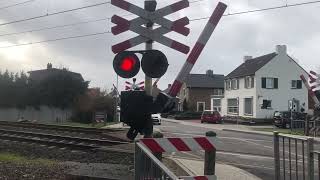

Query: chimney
206,69,214,77
47,63,52,69
243,56,252,63
276,45,287,55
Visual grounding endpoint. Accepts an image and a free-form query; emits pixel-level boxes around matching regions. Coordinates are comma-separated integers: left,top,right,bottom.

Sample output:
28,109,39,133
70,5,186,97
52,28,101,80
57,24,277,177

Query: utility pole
144,0,157,96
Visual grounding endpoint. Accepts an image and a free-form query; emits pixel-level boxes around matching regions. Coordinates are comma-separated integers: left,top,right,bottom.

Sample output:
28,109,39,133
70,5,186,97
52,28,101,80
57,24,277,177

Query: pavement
104,121,263,180
172,157,262,180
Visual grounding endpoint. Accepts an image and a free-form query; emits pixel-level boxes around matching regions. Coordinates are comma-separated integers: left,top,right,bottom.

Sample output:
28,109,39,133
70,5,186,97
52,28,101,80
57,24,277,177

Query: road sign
111,0,190,54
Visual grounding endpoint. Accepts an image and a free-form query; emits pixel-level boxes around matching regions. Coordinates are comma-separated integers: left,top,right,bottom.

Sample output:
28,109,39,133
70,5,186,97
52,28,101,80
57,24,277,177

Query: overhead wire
0,1,111,27
0,0,36,11
1,0,320,49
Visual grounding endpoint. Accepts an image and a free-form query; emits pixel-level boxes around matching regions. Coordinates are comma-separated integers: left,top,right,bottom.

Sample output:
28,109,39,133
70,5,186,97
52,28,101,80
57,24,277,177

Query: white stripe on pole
156,138,178,152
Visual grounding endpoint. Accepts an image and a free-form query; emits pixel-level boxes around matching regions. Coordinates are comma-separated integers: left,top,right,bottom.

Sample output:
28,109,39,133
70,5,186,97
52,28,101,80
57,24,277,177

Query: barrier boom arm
300,75,320,105
168,2,227,97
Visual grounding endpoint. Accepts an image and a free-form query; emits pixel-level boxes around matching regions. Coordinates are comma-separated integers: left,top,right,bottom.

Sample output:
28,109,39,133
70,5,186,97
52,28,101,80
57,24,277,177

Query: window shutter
274,78,278,89
262,78,266,88
251,77,254,88
297,80,302,89
244,78,248,89
237,79,239,89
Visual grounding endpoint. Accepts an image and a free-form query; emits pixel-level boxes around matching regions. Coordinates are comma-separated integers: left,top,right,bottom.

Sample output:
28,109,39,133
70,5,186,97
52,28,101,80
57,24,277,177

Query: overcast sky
0,0,319,91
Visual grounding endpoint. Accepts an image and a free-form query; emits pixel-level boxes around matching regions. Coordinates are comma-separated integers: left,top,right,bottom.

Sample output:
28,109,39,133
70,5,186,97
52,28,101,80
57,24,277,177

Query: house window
197,102,205,112
231,79,239,90
291,80,302,89
262,77,278,89
211,98,221,112
244,98,253,115
245,76,254,88
227,98,238,114
213,89,223,96
262,100,272,109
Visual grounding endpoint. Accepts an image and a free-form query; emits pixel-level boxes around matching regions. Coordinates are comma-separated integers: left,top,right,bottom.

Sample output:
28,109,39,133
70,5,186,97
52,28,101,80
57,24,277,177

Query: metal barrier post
134,142,142,180
306,116,310,136
204,131,216,175
307,137,314,180
274,131,280,180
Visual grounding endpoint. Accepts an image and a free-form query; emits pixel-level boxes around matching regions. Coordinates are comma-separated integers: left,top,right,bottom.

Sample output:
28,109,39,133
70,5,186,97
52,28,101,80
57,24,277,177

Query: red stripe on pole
125,81,132,85
125,86,131,90
171,41,190,54
209,2,227,24
193,137,215,151
112,40,132,54
111,0,130,11
168,138,191,151
171,0,189,12
186,42,205,64
168,80,183,97
311,85,317,90
140,139,165,153
194,176,209,180
300,75,307,83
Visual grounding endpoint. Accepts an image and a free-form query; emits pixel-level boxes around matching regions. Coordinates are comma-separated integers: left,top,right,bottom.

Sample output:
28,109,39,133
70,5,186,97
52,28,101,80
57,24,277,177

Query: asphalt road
156,119,316,180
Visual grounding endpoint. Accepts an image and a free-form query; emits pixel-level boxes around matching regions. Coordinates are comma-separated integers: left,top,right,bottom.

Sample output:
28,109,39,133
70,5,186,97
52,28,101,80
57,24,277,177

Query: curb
222,128,273,137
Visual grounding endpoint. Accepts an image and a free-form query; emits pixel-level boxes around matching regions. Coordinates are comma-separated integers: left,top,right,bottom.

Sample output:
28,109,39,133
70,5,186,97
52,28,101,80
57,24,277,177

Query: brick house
177,70,224,112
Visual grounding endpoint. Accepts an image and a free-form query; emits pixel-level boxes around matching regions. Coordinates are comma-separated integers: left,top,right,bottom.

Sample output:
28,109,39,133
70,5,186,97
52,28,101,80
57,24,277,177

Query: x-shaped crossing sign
111,0,190,54
309,71,320,91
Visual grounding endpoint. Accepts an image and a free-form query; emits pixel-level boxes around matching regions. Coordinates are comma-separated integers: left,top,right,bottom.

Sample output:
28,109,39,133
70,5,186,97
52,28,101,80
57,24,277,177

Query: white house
220,45,309,120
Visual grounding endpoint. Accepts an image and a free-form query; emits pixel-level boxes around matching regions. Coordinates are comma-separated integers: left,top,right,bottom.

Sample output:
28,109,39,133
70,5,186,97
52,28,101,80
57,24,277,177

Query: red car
201,110,222,123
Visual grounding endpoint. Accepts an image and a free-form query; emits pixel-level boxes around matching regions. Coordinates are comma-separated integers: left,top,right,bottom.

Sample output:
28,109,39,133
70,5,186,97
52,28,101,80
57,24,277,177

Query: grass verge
0,152,56,165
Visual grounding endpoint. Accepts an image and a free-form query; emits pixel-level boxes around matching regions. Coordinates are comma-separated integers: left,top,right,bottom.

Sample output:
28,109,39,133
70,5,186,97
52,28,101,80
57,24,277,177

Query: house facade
178,70,224,112
221,45,309,119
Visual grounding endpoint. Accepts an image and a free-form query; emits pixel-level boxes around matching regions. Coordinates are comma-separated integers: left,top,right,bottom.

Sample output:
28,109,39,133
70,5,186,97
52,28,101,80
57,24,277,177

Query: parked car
152,113,161,125
273,111,306,128
201,110,222,124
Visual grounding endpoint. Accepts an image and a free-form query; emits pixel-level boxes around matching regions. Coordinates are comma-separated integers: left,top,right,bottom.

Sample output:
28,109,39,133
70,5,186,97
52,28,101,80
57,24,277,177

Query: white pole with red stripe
168,2,227,97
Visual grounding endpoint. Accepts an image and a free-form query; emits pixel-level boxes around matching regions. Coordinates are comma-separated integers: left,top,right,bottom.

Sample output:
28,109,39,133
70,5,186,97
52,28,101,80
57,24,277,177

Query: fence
134,131,217,180
274,131,319,180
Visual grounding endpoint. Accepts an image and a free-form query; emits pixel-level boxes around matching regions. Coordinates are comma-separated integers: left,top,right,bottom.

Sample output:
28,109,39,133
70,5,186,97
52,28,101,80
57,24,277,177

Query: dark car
201,110,222,124
274,111,306,128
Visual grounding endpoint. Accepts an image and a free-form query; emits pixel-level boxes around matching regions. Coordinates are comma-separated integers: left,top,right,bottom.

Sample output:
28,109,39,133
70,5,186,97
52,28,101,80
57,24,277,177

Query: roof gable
226,52,277,79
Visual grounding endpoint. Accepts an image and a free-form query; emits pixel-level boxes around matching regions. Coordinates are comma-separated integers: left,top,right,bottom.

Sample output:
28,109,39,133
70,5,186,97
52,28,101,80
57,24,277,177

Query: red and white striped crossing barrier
140,137,216,153
180,175,217,180
168,2,227,97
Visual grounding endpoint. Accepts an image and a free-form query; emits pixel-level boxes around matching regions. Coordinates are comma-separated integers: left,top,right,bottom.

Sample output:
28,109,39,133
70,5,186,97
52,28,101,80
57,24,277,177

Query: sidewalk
172,157,261,180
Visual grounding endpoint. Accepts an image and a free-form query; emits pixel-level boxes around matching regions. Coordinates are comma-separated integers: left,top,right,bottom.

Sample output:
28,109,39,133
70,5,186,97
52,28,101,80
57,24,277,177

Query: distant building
221,45,309,120
28,63,83,83
177,70,224,112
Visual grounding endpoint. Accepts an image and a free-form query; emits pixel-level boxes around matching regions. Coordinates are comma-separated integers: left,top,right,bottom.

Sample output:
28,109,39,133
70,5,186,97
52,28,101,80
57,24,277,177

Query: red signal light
121,57,136,71
113,51,140,78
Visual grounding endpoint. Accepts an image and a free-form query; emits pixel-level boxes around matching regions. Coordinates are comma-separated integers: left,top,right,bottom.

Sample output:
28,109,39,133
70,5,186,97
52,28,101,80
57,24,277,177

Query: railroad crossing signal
125,78,145,91
113,50,168,79
111,0,190,54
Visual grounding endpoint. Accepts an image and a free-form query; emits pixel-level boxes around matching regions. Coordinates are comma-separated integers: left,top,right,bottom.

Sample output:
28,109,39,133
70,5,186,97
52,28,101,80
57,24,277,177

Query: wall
0,106,72,123
188,88,214,111
221,77,257,117
255,53,308,119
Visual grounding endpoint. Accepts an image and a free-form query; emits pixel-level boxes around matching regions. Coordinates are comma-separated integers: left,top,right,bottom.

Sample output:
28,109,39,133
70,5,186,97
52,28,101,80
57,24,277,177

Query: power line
0,31,111,49
0,1,111,27
0,0,36,10
190,0,320,21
